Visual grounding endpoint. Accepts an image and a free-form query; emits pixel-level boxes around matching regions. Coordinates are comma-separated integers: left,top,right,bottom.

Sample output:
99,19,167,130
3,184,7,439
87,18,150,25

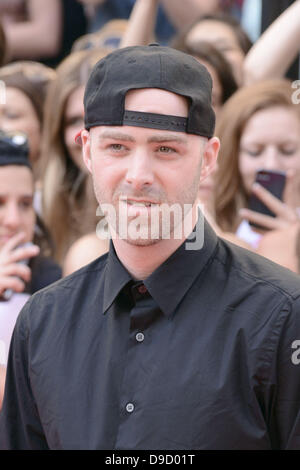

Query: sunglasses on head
0,130,28,148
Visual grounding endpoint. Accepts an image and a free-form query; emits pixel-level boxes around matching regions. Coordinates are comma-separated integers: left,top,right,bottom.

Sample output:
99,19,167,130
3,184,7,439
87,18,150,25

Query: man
1,45,300,450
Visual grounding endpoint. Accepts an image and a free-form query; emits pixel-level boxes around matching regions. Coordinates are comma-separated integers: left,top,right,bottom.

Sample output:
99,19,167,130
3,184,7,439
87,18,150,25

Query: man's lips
120,197,160,206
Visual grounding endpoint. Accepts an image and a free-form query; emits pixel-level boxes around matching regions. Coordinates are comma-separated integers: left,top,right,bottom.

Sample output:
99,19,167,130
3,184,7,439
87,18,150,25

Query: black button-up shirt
1,220,300,450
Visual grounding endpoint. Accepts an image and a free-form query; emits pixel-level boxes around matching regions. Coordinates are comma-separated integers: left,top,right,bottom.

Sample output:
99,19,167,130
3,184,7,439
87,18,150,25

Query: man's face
82,88,219,245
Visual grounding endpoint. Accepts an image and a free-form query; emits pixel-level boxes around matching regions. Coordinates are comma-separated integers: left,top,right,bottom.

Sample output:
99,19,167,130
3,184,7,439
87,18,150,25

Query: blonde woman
40,48,112,265
214,79,300,271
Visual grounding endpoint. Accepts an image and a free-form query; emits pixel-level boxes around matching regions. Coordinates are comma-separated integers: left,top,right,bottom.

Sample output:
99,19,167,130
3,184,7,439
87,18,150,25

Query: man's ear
81,129,92,174
200,137,220,182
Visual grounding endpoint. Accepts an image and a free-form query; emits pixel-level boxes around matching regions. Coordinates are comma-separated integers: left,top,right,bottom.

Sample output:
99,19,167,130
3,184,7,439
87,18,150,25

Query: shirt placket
114,282,162,449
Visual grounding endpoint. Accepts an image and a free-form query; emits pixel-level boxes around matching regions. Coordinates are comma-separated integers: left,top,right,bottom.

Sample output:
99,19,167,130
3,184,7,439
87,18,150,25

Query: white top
0,293,30,366
236,219,263,250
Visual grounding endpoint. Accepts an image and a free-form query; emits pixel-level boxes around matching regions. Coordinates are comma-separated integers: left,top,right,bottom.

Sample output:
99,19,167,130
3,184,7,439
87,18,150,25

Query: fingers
0,232,26,255
239,207,288,231
0,237,38,298
9,244,40,264
283,170,300,208
0,262,31,296
0,275,26,296
1,262,32,282
248,183,298,224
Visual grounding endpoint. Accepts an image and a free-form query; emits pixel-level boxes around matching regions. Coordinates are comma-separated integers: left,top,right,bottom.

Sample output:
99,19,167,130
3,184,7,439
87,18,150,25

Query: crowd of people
0,0,300,447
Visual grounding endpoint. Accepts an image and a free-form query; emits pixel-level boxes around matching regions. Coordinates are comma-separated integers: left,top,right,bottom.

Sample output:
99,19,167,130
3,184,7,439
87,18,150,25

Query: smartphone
248,169,286,229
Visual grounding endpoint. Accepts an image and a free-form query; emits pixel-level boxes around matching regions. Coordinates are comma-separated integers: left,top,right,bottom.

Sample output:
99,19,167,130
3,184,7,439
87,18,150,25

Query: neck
112,204,199,280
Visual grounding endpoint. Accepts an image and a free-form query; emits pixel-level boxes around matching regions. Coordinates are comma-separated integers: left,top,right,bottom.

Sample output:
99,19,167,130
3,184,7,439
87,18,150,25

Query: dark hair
172,12,252,56
0,20,6,66
174,41,238,104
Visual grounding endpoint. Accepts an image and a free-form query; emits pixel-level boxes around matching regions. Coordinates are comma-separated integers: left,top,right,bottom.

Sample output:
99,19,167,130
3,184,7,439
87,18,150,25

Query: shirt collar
102,215,219,316
145,215,218,316
102,241,132,314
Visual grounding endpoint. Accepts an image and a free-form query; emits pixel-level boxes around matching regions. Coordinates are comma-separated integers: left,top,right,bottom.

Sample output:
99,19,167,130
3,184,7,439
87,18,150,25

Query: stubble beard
92,157,203,246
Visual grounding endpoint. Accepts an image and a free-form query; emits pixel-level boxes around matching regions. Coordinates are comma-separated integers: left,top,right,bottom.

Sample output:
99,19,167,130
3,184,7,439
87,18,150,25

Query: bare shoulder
63,232,109,276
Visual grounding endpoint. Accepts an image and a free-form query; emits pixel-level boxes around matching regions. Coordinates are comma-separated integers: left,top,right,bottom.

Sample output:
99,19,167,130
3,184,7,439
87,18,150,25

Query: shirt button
126,403,135,413
136,332,144,342
138,284,147,294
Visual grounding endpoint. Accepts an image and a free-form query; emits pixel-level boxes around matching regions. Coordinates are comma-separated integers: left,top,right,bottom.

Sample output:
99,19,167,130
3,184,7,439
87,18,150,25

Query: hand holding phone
0,233,40,300
248,170,286,226
239,169,299,231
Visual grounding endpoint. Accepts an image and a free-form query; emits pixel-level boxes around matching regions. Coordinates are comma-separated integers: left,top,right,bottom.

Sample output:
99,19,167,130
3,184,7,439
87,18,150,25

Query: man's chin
122,236,161,247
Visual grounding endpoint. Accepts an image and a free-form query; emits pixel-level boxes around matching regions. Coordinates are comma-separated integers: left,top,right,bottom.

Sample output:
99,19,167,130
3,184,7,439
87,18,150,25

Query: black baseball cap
0,130,31,169
76,44,215,144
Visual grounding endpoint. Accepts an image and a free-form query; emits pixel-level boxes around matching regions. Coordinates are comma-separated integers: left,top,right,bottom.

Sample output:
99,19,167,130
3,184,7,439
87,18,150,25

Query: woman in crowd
174,41,238,119
175,12,252,85
0,130,61,407
119,2,252,87
40,48,111,265
0,60,56,180
214,79,300,271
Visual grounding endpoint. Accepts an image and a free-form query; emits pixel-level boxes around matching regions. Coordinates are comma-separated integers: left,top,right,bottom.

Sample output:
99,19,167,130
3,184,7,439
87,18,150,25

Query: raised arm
244,0,300,85
120,0,159,48
120,0,221,49
3,0,62,60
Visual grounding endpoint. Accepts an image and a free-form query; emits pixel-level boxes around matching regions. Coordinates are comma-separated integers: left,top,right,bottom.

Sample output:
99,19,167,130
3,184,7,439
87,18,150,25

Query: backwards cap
0,130,31,169
82,44,215,139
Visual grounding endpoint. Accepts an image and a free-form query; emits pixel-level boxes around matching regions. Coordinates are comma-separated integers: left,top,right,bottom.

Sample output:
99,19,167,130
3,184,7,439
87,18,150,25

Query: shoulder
29,255,62,294
63,232,109,276
21,253,109,328
216,237,300,301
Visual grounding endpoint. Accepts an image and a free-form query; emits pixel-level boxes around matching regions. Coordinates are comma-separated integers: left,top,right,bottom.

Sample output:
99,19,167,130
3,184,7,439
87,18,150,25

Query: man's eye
158,146,176,154
109,144,126,151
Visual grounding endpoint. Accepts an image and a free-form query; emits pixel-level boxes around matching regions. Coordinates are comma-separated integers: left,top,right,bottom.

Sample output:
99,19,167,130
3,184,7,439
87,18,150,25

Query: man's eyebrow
97,130,188,145
147,134,188,145
98,131,135,142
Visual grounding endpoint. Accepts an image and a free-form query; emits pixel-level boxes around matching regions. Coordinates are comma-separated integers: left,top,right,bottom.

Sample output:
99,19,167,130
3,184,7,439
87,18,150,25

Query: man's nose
125,150,154,190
